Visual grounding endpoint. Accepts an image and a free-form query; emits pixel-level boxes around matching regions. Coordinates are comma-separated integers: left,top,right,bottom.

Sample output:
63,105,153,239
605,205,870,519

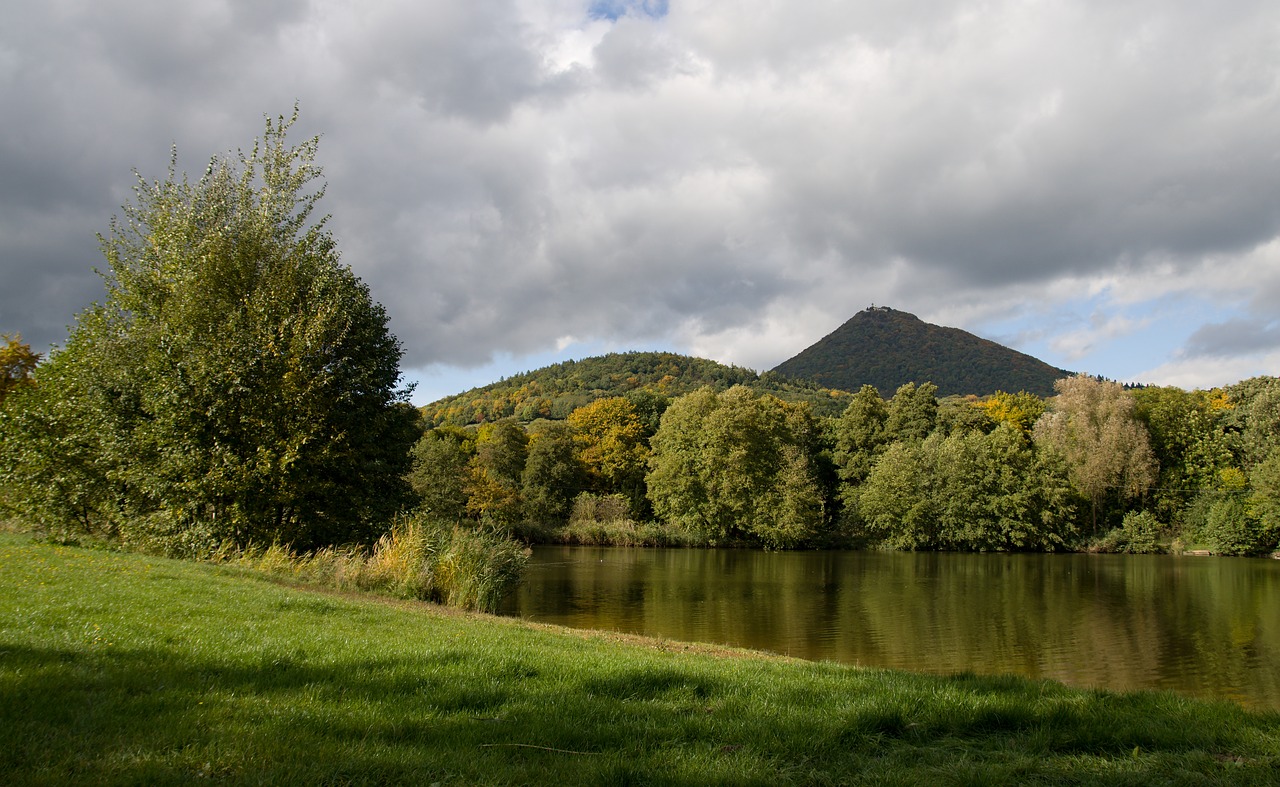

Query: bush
1200,494,1274,556
1090,510,1163,554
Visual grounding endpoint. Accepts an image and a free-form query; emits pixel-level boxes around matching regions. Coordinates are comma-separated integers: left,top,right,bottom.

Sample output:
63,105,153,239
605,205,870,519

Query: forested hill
421,351,853,426
773,306,1072,398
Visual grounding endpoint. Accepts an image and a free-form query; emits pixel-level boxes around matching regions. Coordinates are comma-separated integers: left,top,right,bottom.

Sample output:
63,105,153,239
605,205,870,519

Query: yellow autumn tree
0,334,40,405
567,397,649,512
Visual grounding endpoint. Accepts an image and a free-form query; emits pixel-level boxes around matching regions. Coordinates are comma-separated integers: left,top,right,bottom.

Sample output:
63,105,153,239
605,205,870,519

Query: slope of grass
2,532,1277,785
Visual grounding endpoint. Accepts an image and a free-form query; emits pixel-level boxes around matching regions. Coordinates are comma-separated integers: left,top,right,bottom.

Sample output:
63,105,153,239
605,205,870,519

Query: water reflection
500,547,1280,711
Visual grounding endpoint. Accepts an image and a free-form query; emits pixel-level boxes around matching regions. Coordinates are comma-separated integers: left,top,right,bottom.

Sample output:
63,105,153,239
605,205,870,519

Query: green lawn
1,532,1277,785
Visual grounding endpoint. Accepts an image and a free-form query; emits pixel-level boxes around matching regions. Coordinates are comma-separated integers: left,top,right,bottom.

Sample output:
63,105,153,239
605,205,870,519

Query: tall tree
831,385,889,486
408,426,474,522
465,421,528,531
521,421,585,526
885,382,939,443
0,110,417,551
567,397,649,513
1033,375,1157,532
1132,386,1233,520
646,386,824,548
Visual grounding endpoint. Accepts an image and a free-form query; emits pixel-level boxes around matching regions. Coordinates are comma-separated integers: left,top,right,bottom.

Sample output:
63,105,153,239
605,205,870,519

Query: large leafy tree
1032,375,1157,532
646,386,824,548
408,426,475,522
884,382,938,443
0,110,418,552
521,421,585,526
858,426,1075,551
465,421,528,531
567,396,650,513
1131,385,1233,520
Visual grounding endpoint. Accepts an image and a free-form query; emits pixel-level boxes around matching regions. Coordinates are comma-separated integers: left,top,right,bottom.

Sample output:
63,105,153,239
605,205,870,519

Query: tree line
409,374,1280,556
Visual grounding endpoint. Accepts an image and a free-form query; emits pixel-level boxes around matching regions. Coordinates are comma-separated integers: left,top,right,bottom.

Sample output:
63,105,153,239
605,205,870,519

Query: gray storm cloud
3,0,1279,383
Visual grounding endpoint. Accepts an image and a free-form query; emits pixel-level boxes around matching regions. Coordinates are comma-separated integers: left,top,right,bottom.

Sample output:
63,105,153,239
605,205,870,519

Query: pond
499,546,1280,711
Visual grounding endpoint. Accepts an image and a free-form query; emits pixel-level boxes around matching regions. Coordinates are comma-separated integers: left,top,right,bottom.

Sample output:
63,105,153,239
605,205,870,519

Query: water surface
500,547,1280,711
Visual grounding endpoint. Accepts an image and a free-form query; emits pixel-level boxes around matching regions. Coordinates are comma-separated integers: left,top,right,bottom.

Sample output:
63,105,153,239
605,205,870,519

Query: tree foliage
568,396,650,513
858,426,1075,551
0,110,417,552
521,421,585,526
646,386,824,548
1032,375,1157,531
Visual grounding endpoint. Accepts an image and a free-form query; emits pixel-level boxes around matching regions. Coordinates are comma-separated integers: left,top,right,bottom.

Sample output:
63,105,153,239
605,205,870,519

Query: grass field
2,532,1278,785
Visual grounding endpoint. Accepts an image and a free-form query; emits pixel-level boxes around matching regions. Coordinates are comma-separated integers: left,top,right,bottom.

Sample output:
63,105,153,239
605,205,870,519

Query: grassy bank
1,533,1277,784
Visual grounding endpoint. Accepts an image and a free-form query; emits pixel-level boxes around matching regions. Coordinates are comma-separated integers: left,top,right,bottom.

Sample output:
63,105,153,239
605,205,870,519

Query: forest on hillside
421,351,854,425
774,306,1073,398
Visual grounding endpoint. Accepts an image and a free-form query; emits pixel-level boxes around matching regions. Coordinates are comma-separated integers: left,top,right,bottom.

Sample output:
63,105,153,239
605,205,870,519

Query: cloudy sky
4,0,1279,403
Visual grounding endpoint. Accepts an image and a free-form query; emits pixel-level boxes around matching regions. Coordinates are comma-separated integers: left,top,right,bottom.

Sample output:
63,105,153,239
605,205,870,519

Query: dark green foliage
1091,510,1164,554
773,306,1071,398
647,387,825,548
521,421,586,526
885,381,939,442
0,111,416,552
422,351,853,426
408,426,473,522
857,426,1076,551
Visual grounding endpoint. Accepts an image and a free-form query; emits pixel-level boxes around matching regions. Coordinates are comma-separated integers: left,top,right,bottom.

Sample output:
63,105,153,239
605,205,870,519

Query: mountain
772,306,1071,398
421,351,854,427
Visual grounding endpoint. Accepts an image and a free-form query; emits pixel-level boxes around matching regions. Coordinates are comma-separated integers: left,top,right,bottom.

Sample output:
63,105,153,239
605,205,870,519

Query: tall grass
212,513,527,612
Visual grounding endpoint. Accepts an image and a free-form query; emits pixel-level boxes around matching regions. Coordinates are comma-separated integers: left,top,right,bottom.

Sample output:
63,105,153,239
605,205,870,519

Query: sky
3,0,1279,405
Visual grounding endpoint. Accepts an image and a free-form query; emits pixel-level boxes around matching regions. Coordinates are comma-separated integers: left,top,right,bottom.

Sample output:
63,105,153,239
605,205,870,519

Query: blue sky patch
588,0,669,22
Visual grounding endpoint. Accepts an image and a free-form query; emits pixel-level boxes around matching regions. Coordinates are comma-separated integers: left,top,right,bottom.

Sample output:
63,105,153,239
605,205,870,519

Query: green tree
858,425,1075,552
465,421,528,531
1225,377,1280,471
1132,386,1234,521
857,441,937,549
1033,375,1157,532
1247,452,1280,554
521,421,585,526
831,385,889,486
408,426,474,522
885,382,938,443
646,386,824,548
0,110,417,552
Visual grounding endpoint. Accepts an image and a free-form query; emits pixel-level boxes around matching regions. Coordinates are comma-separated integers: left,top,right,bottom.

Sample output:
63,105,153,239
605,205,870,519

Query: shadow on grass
3,641,1279,784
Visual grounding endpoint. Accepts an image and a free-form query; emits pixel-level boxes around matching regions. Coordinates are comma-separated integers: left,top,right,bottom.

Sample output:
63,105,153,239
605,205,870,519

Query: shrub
1201,494,1274,556
1090,510,1163,553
